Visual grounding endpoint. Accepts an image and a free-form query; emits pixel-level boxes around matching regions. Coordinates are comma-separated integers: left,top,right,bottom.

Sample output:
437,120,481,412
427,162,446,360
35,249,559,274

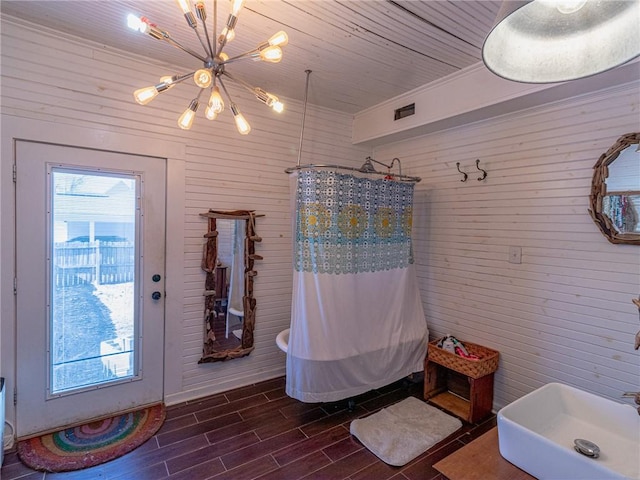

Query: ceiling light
178,99,200,130
482,0,640,83
129,0,287,134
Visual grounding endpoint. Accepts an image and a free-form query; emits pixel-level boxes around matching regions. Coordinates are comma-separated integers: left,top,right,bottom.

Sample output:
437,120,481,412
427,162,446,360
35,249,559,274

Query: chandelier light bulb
194,69,213,88
175,0,193,15
264,93,285,113
178,99,199,130
231,0,245,17
129,16,163,40
133,86,159,105
218,52,229,62
195,2,207,21
268,31,289,47
204,105,218,120
231,104,251,135
272,100,284,113
255,88,284,113
160,76,176,90
178,109,196,129
127,14,147,33
259,45,283,63
208,86,225,114
234,113,251,135
219,27,235,43
175,0,197,28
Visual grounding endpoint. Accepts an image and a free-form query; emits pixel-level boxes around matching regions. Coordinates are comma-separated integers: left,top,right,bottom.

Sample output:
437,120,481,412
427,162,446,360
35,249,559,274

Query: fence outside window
53,241,135,286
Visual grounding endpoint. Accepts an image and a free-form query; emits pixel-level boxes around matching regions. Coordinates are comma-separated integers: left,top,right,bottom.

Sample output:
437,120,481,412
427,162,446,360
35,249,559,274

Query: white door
15,141,166,438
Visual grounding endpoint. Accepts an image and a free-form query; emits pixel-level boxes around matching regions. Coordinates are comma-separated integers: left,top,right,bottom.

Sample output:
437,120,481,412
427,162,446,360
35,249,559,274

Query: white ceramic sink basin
498,382,640,480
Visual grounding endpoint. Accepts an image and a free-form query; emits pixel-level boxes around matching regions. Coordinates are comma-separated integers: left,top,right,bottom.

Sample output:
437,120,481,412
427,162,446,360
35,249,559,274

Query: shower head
359,158,377,173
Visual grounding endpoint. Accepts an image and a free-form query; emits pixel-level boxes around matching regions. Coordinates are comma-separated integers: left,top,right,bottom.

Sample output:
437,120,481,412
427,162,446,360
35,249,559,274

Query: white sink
498,382,640,480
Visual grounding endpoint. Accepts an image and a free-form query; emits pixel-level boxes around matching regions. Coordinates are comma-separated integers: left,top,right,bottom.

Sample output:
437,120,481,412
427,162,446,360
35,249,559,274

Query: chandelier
128,0,287,134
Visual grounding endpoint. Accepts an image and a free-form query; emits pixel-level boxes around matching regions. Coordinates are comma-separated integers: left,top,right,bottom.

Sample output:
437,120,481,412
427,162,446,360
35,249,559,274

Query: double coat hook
456,160,488,182
456,162,468,182
476,159,487,181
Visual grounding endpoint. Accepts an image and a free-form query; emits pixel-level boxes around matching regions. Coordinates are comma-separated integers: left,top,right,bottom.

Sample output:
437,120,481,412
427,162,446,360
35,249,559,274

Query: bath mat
17,403,166,472
350,396,462,466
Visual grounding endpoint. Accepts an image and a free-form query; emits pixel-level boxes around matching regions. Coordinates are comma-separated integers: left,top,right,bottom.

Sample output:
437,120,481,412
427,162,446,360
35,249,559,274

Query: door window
50,169,138,395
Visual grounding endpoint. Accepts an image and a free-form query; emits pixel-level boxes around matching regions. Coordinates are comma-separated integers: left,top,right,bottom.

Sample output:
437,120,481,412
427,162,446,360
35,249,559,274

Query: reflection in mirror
210,220,244,348
589,133,640,245
603,148,640,234
198,210,263,362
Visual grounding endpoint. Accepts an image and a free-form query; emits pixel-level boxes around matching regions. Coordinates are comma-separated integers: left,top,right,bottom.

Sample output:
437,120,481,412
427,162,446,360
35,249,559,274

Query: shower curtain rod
288,70,421,183
284,163,422,183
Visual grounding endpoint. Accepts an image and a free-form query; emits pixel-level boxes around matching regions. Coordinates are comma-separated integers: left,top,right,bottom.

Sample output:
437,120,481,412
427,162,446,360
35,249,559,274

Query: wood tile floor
2,376,497,480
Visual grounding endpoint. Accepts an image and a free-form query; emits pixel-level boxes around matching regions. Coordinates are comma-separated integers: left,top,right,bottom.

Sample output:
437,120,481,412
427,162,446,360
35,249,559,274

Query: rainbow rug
17,403,166,472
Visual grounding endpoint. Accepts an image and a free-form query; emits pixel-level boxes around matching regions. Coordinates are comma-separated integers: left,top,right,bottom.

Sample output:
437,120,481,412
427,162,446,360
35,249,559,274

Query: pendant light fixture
482,0,640,83
128,0,287,134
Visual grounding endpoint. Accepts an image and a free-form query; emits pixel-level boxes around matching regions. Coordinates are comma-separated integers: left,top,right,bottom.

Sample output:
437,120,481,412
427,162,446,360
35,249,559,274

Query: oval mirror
589,132,640,245
198,210,263,362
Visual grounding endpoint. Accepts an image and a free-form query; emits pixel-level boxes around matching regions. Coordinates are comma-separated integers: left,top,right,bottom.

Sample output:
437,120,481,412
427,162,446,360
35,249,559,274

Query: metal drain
574,438,600,458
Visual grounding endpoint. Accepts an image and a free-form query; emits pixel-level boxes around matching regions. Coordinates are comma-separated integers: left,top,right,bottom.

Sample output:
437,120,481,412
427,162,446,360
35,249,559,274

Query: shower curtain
286,169,428,402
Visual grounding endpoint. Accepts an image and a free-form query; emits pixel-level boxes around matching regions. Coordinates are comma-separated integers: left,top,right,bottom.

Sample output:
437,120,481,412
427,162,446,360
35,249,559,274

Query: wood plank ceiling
0,0,502,113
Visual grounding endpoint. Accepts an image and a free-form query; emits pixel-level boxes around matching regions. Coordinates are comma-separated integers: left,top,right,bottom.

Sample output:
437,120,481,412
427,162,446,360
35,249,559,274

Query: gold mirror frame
589,132,640,245
198,209,263,363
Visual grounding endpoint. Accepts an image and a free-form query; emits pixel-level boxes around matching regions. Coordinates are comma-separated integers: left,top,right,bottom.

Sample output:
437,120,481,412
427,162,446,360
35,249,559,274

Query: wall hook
476,159,487,181
456,162,468,182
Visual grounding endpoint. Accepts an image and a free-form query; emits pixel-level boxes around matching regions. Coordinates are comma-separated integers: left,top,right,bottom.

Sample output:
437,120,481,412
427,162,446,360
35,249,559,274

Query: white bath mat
350,396,462,466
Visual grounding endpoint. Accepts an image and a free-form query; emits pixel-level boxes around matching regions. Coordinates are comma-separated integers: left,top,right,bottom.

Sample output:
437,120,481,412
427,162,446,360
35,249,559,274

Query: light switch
509,246,522,264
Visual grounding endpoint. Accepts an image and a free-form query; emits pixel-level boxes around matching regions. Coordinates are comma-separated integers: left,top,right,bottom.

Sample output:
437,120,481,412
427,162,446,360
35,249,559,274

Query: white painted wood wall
374,82,640,408
0,16,370,428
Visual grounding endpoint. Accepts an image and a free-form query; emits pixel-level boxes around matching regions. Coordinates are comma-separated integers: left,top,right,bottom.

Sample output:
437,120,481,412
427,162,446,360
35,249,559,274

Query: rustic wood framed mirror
198,210,263,362
589,132,640,245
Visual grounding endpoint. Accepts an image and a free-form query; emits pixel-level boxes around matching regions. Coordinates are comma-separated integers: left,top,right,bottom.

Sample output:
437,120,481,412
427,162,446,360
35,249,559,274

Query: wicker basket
428,338,499,379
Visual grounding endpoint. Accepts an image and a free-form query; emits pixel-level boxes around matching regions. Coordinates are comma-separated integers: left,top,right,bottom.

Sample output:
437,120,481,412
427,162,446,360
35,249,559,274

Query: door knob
151,291,162,300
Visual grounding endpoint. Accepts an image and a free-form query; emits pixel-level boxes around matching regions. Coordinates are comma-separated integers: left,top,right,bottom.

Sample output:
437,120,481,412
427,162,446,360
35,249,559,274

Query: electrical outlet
508,246,522,264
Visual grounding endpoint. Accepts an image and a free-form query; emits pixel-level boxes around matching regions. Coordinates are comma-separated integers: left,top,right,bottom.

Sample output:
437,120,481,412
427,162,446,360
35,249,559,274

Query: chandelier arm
200,19,215,59
220,49,259,65
169,72,197,85
213,0,218,58
221,71,256,95
215,37,228,59
195,1,215,59
162,34,208,63
215,15,235,58
218,77,235,103
193,27,213,59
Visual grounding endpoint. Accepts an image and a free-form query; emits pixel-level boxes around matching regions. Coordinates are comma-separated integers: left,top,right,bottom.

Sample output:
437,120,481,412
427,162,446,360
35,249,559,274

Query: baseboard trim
164,367,286,406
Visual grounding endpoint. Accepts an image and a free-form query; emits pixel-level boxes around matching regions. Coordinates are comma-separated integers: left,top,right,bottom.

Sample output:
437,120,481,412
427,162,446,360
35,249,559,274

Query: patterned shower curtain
286,169,428,402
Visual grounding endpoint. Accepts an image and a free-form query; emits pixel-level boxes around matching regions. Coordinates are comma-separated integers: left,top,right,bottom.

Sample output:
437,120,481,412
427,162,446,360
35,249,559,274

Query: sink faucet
622,392,640,415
